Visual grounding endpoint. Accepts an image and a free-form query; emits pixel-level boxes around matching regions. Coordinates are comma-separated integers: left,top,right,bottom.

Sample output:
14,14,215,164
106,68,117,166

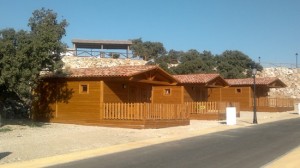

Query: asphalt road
49,118,300,168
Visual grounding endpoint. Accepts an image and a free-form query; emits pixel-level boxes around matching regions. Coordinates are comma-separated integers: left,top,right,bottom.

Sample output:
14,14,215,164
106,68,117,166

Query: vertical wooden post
180,86,185,118
219,88,222,102
55,100,58,118
99,81,104,121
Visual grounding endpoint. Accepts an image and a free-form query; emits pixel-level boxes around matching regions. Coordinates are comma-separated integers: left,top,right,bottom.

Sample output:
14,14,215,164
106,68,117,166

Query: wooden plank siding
51,80,101,124
152,86,184,104
102,81,129,103
183,85,208,102
208,87,252,111
208,87,295,112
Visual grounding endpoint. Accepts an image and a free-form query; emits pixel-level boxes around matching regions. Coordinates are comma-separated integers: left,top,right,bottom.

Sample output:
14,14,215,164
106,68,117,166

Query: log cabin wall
48,80,153,124
209,87,252,111
152,86,184,104
33,79,62,121
256,86,269,98
183,85,208,102
103,81,129,103
127,83,152,103
207,88,221,102
103,81,152,103
33,78,103,124
53,80,102,124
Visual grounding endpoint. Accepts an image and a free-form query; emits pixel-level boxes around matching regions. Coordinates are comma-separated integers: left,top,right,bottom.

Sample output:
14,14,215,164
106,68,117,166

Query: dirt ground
0,111,299,165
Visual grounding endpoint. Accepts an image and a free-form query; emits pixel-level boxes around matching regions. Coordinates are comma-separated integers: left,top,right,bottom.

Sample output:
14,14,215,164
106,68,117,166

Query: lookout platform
70,39,133,58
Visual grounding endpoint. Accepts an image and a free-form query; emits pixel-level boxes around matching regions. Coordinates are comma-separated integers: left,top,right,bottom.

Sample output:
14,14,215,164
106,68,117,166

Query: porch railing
103,102,240,120
185,102,240,114
256,98,295,107
103,103,189,120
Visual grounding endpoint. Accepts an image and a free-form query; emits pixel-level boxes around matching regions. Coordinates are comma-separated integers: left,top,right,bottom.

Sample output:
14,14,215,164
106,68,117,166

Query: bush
2,98,29,119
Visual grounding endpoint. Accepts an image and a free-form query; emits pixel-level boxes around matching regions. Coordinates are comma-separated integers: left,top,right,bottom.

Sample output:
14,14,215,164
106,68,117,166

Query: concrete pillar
73,43,77,56
226,107,236,125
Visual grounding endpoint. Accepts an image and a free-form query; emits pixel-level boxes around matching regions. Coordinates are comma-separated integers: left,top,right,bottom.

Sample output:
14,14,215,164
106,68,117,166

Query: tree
0,8,68,123
154,49,183,74
170,49,216,74
172,58,208,74
131,38,166,61
199,50,217,72
215,50,263,78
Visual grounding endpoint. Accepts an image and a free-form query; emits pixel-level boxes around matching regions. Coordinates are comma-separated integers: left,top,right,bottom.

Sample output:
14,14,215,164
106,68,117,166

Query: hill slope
257,67,300,99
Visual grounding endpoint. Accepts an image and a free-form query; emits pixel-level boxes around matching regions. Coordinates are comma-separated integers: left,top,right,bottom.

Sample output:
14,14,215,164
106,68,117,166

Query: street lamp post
252,67,258,124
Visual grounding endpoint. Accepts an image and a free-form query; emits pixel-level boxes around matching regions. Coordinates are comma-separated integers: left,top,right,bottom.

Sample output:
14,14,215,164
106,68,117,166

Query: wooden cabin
33,65,190,129
173,74,228,102
173,74,239,120
209,77,294,112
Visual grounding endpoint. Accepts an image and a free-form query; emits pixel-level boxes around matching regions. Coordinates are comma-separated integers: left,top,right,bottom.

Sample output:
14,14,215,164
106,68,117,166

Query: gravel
0,111,298,165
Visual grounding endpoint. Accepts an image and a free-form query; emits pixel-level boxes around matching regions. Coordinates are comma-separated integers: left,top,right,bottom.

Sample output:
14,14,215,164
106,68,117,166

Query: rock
257,67,300,99
62,56,147,69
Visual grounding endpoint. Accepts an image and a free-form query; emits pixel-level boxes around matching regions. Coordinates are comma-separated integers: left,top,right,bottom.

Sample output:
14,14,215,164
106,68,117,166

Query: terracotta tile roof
66,65,159,78
173,74,221,84
225,77,286,87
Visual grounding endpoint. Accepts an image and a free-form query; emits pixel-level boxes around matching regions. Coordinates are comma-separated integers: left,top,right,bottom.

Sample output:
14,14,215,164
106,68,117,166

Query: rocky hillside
62,56,300,99
257,67,300,99
62,56,147,69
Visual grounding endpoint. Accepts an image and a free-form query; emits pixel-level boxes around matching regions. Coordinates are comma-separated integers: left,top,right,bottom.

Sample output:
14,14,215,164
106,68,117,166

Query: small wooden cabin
173,74,229,102
34,65,189,129
209,77,294,112
173,74,238,120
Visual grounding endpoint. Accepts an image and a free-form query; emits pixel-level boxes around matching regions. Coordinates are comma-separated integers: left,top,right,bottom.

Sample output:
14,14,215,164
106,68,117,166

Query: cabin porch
254,97,295,112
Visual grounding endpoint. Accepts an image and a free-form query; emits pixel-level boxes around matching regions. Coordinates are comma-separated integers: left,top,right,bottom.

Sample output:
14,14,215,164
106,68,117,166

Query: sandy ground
0,111,299,165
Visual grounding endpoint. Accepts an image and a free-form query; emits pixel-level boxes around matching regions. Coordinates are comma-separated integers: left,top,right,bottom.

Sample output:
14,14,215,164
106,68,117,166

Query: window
80,84,89,94
236,88,242,93
164,88,171,95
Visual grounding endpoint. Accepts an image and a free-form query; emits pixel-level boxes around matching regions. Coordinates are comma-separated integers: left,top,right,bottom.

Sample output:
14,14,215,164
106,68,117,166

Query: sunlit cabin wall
152,86,184,104
209,87,252,111
36,79,102,124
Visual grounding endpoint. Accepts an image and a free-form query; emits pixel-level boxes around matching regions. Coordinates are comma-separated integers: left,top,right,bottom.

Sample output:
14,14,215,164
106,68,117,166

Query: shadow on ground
0,152,12,160
1,119,49,127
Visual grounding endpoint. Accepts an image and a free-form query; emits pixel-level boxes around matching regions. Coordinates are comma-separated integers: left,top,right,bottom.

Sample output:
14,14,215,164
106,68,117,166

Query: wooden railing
256,98,295,107
103,102,240,120
103,103,189,120
185,102,219,114
185,102,240,114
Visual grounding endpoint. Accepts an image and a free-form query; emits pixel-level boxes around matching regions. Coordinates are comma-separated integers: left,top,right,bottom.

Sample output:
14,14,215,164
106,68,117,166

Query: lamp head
252,68,257,76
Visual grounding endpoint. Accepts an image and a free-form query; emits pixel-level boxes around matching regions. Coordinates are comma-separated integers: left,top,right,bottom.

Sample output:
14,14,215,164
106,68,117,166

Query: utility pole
296,53,298,68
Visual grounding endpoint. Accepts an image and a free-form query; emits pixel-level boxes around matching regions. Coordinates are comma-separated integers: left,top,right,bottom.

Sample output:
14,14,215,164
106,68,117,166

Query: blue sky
1,0,300,67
